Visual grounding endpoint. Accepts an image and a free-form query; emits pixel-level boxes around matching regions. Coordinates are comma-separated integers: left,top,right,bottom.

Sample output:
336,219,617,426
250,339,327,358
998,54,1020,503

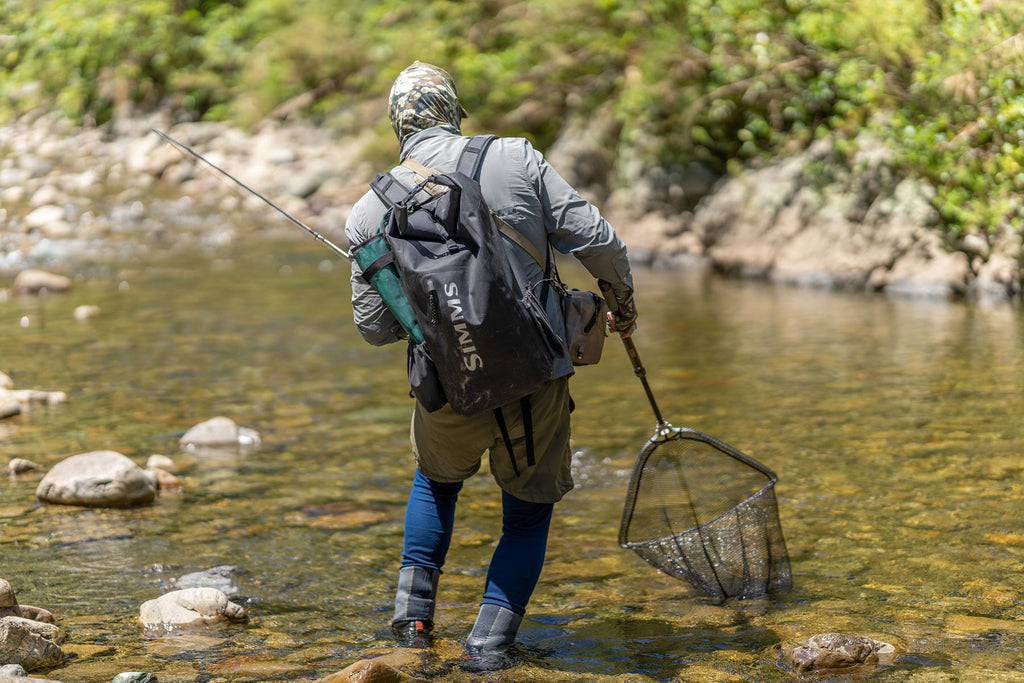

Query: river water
2,235,1024,682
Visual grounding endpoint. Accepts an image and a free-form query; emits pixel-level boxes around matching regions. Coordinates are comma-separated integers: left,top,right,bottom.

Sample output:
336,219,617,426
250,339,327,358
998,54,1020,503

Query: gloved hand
610,294,637,335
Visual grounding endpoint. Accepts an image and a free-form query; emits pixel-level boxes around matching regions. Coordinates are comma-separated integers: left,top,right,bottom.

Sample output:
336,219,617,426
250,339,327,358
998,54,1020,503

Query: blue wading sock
401,468,463,571
480,490,554,616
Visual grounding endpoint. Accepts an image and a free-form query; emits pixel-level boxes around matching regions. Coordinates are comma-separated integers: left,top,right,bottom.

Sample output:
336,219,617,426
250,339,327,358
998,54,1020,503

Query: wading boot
391,566,440,648
462,603,523,672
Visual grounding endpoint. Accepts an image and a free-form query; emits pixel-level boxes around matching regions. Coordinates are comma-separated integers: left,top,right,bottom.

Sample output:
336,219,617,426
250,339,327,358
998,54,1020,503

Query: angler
344,61,636,671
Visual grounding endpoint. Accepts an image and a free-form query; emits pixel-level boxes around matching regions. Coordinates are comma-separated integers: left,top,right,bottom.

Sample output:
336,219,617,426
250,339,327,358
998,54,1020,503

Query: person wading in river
344,61,636,669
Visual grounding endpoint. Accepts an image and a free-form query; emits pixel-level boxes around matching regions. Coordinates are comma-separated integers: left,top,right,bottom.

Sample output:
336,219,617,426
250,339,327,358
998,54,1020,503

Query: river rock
0,372,12,390
145,454,176,472
73,305,100,321
0,616,65,671
8,459,39,474
0,663,63,683
320,658,410,683
8,390,66,406
35,451,157,508
179,416,260,450
150,468,182,491
0,580,15,612
138,588,247,629
11,269,72,294
787,633,895,673
22,205,65,230
111,673,157,683
0,582,51,624
0,393,19,419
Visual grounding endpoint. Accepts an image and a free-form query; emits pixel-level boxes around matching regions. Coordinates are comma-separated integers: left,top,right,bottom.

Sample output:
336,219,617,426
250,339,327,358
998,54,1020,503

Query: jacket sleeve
523,140,634,302
344,194,407,346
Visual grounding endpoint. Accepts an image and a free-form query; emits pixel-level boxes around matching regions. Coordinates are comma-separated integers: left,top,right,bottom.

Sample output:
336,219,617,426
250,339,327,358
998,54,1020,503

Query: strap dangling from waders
520,396,535,467
493,396,535,477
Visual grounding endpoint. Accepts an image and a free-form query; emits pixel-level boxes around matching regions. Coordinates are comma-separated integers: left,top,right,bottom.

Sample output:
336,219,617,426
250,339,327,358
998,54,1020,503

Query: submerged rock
787,632,896,672
35,451,157,508
170,566,243,599
138,588,247,630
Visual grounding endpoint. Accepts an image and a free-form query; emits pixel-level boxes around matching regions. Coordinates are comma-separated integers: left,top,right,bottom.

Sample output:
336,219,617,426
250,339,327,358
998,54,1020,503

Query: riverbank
1,111,1020,302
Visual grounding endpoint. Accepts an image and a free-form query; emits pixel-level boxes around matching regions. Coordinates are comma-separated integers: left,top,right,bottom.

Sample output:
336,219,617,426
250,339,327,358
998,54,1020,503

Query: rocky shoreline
1,110,1021,302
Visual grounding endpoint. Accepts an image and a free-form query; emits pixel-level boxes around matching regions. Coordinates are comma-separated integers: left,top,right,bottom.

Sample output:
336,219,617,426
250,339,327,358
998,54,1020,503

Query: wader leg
392,565,440,648
463,603,523,671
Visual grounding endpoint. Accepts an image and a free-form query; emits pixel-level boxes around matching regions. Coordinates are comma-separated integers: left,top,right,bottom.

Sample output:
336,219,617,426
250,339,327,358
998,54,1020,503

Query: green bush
1,0,1022,235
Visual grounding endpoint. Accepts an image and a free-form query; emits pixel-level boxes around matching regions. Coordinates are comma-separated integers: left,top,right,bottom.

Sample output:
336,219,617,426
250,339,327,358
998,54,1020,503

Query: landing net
619,426,791,601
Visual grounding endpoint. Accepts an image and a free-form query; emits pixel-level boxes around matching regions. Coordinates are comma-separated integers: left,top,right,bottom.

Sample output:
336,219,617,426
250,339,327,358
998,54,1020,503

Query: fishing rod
152,128,351,260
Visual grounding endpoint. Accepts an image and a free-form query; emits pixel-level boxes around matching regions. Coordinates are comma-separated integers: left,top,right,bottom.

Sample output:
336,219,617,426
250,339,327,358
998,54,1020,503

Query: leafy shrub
1,0,1022,234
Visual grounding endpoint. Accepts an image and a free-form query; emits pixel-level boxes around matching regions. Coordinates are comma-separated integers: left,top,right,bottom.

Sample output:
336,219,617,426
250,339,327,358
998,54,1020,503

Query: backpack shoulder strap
457,135,497,178
456,135,549,271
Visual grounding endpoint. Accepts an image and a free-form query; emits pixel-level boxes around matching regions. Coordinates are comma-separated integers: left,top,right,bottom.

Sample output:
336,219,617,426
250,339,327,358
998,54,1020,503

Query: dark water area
3,236,1024,682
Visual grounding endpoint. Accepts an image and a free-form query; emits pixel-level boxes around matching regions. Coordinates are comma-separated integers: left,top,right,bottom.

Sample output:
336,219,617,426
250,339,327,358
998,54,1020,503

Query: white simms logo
443,283,483,371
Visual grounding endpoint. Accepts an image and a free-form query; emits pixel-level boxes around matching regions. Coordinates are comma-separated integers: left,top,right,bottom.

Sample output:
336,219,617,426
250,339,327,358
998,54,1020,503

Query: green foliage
1,0,1023,234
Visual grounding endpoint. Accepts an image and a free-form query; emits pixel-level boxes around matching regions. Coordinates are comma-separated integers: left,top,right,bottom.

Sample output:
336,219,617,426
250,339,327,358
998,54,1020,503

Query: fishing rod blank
152,128,351,260
154,127,425,342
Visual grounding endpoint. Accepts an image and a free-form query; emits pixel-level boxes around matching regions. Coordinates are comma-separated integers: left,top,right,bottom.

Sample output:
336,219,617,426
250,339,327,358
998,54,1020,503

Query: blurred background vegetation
1,0,1022,235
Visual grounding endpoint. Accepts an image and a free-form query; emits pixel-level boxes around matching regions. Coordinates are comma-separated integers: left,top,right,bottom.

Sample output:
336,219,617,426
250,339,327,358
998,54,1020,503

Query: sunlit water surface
2,237,1024,682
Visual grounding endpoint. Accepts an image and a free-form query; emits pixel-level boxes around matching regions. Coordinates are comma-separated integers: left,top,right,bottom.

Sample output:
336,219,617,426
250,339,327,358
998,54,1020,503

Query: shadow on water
3,235,1024,680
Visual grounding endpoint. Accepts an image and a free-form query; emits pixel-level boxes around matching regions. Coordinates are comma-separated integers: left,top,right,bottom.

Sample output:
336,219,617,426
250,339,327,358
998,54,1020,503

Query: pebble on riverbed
0,371,68,421
7,458,40,475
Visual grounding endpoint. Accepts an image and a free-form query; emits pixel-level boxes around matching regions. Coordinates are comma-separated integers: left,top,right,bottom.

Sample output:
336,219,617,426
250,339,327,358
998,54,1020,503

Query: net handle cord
598,280,667,429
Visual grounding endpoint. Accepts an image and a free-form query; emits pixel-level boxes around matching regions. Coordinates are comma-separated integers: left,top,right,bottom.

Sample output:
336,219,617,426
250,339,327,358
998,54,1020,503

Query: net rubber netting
619,426,791,601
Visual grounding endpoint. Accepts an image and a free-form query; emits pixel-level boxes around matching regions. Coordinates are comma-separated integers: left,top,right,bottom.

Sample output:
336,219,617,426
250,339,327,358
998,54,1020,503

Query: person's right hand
608,295,637,338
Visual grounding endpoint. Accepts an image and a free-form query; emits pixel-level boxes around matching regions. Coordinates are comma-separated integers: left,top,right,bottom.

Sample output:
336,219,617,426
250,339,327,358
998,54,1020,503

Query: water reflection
2,238,1024,680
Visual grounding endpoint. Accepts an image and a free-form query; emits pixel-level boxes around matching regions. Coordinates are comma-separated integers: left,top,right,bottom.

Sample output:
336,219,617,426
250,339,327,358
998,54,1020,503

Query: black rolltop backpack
369,135,563,418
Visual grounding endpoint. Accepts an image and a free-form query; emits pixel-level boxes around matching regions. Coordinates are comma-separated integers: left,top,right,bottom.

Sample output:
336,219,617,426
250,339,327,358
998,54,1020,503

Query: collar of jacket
399,125,462,162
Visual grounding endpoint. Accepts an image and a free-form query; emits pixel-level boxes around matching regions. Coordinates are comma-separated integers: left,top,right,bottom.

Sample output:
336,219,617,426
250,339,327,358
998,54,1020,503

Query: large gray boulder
35,451,157,508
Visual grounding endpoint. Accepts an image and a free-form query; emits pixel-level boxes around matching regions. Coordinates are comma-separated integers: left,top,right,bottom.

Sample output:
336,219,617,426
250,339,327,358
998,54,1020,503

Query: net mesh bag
619,427,791,601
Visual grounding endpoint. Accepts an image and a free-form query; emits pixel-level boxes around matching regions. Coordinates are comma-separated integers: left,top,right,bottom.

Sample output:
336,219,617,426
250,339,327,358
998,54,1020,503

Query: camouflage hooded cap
388,61,468,146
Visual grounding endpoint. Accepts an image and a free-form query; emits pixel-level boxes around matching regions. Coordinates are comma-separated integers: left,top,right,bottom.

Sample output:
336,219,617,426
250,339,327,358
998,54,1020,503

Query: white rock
35,451,157,508
138,588,247,629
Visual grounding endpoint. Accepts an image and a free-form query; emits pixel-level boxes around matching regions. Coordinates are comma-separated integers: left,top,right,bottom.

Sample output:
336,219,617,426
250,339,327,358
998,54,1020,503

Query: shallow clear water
3,236,1024,682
